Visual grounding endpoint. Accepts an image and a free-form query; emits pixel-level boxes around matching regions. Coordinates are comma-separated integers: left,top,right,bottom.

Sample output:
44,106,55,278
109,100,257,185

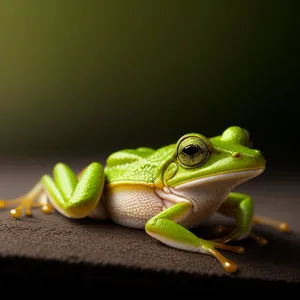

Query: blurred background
0,1,298,172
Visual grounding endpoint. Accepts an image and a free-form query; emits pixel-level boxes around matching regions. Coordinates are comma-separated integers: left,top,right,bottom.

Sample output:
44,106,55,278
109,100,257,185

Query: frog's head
161,126,265,192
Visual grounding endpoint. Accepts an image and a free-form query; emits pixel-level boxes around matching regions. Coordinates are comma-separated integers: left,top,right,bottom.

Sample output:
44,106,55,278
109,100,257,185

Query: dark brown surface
0,160,300,294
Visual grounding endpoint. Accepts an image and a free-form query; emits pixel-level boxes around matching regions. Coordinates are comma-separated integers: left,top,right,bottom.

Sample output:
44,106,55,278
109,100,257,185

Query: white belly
101,185,164,229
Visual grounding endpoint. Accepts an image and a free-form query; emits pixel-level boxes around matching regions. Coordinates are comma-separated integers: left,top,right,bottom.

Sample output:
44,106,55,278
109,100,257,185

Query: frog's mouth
155,168,265,214
173,168,265,190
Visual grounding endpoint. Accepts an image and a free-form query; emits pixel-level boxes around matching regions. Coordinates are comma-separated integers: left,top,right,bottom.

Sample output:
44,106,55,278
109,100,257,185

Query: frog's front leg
214,192,289,246
0,162,105,219
145,202,245,273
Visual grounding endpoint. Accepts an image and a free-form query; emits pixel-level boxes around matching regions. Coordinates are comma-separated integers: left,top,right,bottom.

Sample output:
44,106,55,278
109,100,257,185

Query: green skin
1,126,268,273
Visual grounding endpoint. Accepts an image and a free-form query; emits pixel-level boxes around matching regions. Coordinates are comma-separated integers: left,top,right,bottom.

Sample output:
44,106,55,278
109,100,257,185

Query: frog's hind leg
0,181,53,218
42,162,104,219
0,162,105,219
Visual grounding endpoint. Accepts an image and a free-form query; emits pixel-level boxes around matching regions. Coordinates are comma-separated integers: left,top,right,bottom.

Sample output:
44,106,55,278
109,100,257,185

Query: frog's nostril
233,152,241,159
255,150,262,156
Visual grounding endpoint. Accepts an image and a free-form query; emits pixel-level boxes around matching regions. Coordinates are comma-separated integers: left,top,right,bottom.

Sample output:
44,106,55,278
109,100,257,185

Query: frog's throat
155,168,264,214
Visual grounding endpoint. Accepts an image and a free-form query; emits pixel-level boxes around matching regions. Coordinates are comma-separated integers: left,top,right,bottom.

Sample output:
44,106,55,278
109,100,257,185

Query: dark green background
0,1,298,170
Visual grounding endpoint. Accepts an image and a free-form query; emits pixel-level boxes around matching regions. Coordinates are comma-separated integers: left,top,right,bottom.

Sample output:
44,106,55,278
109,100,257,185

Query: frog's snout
254,150,266,166
252,150,264,157
232,150,266,167
232,150,263,159
250,150,265,160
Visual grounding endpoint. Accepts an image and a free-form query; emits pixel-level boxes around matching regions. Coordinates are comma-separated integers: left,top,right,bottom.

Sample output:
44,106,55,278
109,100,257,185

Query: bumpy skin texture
104,126,265,189
105,146,175,188
43,162,104,218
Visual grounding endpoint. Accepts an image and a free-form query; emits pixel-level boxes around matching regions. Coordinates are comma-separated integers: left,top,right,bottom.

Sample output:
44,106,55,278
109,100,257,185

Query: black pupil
183,145,200,156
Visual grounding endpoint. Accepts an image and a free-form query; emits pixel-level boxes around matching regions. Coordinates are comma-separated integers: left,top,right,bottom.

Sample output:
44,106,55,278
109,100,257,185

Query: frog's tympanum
0,126,289,273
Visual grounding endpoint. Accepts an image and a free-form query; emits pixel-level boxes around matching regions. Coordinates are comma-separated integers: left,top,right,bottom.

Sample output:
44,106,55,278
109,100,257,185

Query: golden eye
177,134,211,168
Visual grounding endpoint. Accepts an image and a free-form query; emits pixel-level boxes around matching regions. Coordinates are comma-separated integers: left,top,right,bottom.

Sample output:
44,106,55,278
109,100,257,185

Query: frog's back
105,147,155,168
104,145,174,186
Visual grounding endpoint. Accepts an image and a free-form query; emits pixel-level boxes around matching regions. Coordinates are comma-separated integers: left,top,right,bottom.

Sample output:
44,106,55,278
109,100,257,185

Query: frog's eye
177,135,211,168
221,127,254,148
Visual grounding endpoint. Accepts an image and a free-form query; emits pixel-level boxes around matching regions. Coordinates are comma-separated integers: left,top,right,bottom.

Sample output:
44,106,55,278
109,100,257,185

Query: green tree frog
0,126,289,273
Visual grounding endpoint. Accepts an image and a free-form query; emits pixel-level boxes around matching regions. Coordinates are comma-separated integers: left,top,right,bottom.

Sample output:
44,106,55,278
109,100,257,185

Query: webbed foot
0,182,53,218
213,225,268,246
213,215,289,246
206,241,245,273
253,215,290,232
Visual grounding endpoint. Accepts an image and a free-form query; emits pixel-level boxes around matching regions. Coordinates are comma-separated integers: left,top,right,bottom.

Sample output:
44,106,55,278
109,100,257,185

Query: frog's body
93,134,263,230
0,126,289,273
